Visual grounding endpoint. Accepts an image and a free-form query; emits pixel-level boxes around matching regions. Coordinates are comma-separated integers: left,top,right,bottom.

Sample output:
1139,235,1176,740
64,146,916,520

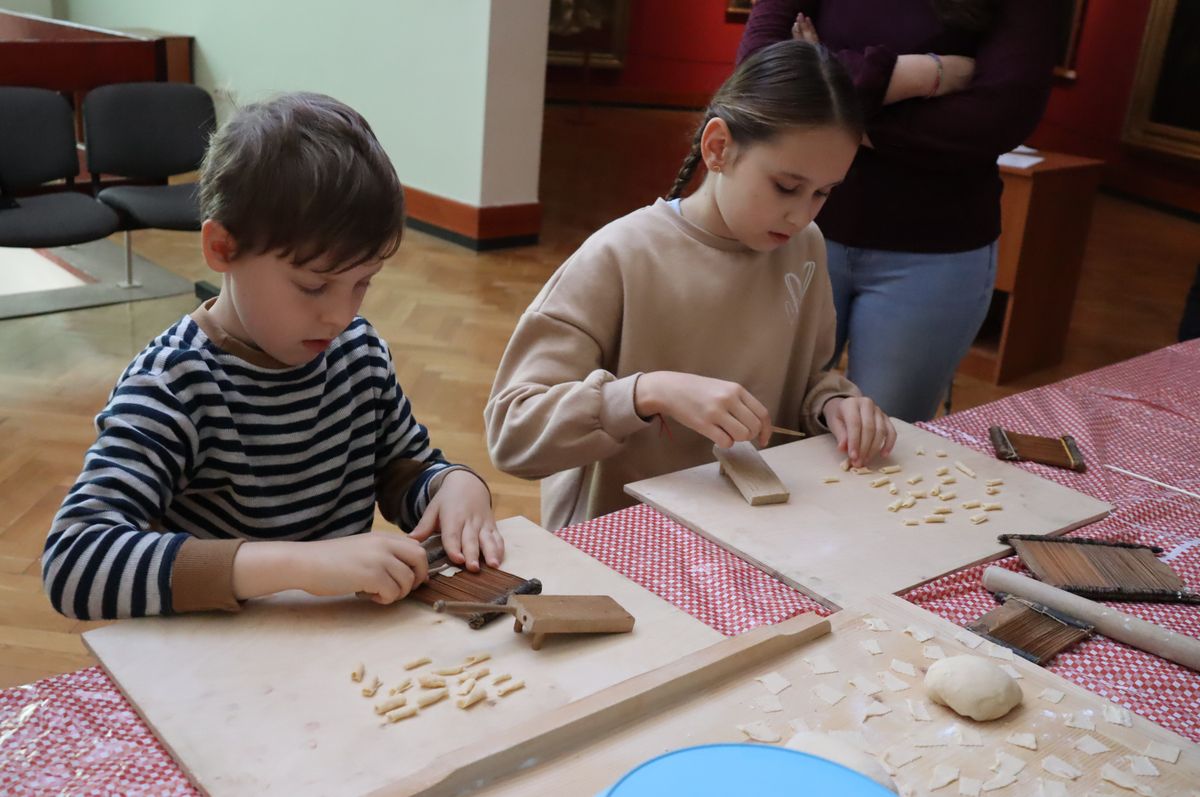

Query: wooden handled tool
435,594,635,650
771,425,806,438
982,566,1200,672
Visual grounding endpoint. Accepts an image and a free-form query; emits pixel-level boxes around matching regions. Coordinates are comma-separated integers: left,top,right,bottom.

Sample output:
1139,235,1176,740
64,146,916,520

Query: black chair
83,82,215,287
0,87,121,248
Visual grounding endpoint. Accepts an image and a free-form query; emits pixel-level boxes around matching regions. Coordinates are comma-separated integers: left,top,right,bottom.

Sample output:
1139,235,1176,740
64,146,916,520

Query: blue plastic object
600,743,896,796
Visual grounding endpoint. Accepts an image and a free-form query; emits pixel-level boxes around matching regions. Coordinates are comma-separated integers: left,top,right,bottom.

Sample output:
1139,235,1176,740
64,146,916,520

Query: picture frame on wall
547,0,631,69
1123,0,1200,161
1053,0,1087,79
726,0,755,24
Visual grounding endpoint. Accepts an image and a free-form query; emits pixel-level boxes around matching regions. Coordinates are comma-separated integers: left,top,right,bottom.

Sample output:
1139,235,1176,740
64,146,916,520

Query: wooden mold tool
433,594,635,650
407,535,543,628
1000,533,1200,603
969,594,1093,664
713,441,789,506
989,425,1087,471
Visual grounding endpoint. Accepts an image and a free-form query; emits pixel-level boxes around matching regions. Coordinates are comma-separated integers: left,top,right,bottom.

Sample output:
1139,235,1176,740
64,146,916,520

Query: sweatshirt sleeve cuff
599,372,654,440
171,537,245,613
429,465,493,506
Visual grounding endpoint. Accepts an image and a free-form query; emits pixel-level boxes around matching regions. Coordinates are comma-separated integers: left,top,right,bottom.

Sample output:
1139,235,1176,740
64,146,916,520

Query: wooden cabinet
961,151,1104,384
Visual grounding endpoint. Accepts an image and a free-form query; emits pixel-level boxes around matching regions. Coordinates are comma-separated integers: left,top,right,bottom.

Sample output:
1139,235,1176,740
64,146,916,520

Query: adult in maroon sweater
739,0,1059,421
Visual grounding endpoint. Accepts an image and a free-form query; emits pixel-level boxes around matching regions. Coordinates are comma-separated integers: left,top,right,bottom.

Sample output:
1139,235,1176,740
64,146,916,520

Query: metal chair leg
118,230,142,289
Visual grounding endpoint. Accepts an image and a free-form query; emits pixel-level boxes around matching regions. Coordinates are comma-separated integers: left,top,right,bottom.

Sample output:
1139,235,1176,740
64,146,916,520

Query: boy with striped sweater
43,93,502,620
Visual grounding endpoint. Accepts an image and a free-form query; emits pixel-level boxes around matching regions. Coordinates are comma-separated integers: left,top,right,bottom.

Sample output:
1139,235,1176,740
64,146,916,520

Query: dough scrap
1041,755,1083,780
860,639,884,656
1038,687,1065,704
1074,735,1110,756
738,720,781,743
1006,732,1037,750
757,671,791,695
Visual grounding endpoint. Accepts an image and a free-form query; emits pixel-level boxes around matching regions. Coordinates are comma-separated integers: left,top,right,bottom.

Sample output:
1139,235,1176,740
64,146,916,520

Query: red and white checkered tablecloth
3,341,1199,794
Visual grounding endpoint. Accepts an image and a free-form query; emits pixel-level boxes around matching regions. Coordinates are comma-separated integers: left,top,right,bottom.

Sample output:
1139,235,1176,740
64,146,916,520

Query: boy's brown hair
199,92,404,272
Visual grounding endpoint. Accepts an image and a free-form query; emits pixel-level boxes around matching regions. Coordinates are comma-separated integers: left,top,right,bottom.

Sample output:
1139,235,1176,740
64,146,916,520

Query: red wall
546,0,1199,211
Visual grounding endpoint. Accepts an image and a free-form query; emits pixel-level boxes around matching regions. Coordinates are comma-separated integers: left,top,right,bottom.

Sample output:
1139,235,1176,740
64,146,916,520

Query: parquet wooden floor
1,105,1197,688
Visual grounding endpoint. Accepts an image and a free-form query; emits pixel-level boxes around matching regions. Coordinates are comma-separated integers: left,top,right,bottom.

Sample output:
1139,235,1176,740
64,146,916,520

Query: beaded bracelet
926,52,943,98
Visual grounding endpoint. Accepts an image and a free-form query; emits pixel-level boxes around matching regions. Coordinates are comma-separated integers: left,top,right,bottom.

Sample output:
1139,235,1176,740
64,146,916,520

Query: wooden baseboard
404,186,540,251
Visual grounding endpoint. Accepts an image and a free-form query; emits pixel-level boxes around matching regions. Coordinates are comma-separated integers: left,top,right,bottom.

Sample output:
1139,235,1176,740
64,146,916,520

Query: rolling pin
982,566,1200,672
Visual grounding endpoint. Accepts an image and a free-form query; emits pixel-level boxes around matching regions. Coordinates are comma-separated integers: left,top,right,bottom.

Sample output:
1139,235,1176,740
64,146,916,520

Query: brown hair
199,92,405,272
667,40,864,201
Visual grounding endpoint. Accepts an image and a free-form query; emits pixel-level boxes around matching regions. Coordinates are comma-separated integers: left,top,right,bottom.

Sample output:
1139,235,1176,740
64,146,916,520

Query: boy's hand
635,371,772,449
823,396,896,468
291,531,430,605
410,470,503,572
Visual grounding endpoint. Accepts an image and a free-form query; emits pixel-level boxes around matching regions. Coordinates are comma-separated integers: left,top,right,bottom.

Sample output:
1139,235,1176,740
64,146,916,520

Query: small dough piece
987,643,1014,662
954,461,977,478
496,679,525,697
932,506,953,515
992,750,1027,777
985,479,1004,487
878,671,910,692
812,684,846,706
916,446,926,456
388,677,413,696
930,485,942,497
958,776,982,796
860,639,884,656
361,677,382,698
785,732,894,789
492,673,512,685
908,475,924,485
433,665,464,676
923,645,947,660
1101,762,1156,795
980,773,1017,791
862,700,891,719
962,500,982,509
908,490,928,499
850,675,883,696
955,728,983,747
905,699,932,721
955,629,984,649
936,466,951,477
1006,731,1037,750
823,477,841,484
438,565,462,577
456,685,487,709
753,694,784,713
417,688,449,708
853,466,874,475
939,492,958,501
757,671,792,695
374,695,409,715
804,654,839,674
887,499,904,513
880,465,902,474
871,477,892,488
900,496,917,509
1074,735,1110,755
457,678,477,696
924,656,1022,721
840,458,851,471
351,663,365,683
888,484,899,495
404,656,432,671
924,515,947,524
905,625,934,642
1103,703,1133,727
940,476,957,485
460,667,490,683
738,721,781,743
970,514,989,525
462,653,491,667
903,519,920,527
984,503,1003,511
1064,712,1095,731
986,487,1001,495
999,664,1022,680
1041,755,1083,780
1143,741,1181,764
935,449,948,458
929,764,960,791
385,705,419,723
1127,756,1160,777
864,617,891,632
418,674,447,689
1038,687,1065,704
890,658,917,677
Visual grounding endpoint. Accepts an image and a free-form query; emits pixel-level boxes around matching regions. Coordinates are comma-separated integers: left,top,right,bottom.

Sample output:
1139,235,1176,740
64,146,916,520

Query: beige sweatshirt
485,198,858,531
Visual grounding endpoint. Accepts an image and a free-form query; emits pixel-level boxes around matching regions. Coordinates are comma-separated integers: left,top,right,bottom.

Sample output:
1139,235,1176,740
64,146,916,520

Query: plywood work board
408,594,1198,797
83,516,722,797
626,420,1112,609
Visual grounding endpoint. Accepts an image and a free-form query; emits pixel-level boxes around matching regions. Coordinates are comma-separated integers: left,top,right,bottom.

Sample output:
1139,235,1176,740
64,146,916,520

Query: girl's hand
635,371,772,449
410,470,504,572
287,531,430,604
792,13,819,45
823,396,896,467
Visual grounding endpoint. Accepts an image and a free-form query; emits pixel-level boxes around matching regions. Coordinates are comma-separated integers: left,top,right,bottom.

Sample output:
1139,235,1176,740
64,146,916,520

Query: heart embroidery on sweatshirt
784,260,816,319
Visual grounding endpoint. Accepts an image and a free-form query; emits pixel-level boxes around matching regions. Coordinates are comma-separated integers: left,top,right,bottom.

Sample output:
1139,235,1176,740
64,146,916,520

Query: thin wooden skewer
1103,464,1200,501
772,425,806,438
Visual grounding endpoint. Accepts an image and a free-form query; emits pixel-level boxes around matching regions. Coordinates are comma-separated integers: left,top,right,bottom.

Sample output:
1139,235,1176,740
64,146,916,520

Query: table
3,341,1198,795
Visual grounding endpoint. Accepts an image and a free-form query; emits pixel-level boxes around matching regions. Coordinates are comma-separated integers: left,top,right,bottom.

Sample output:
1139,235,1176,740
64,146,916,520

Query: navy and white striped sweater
42,314,455,620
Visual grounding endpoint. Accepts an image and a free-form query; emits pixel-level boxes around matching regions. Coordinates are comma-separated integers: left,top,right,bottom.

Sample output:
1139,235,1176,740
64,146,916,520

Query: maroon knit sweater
738,0,1060,253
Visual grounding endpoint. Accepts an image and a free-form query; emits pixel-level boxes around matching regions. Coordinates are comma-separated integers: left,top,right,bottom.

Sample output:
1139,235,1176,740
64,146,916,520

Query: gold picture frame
547,0,631,70
726,0,755,24
1053,0,1087,79
1122,0,1200,161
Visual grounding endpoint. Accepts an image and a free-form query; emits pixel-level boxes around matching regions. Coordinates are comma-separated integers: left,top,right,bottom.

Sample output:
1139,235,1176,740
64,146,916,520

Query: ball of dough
924,655,1022,721
784,731,896,791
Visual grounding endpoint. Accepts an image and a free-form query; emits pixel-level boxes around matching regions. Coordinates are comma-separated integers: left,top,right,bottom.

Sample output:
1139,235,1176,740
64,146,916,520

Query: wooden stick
1103,464,1200,501
771,425,806,438
432,600,516,616
380,613,831,797
982,567,1200,672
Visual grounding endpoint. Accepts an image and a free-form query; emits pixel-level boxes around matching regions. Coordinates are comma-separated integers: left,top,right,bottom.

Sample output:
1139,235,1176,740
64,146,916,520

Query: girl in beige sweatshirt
487,41,896,530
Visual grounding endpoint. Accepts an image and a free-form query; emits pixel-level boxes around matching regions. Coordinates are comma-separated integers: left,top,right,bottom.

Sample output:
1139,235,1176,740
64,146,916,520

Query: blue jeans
826,240,998,422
